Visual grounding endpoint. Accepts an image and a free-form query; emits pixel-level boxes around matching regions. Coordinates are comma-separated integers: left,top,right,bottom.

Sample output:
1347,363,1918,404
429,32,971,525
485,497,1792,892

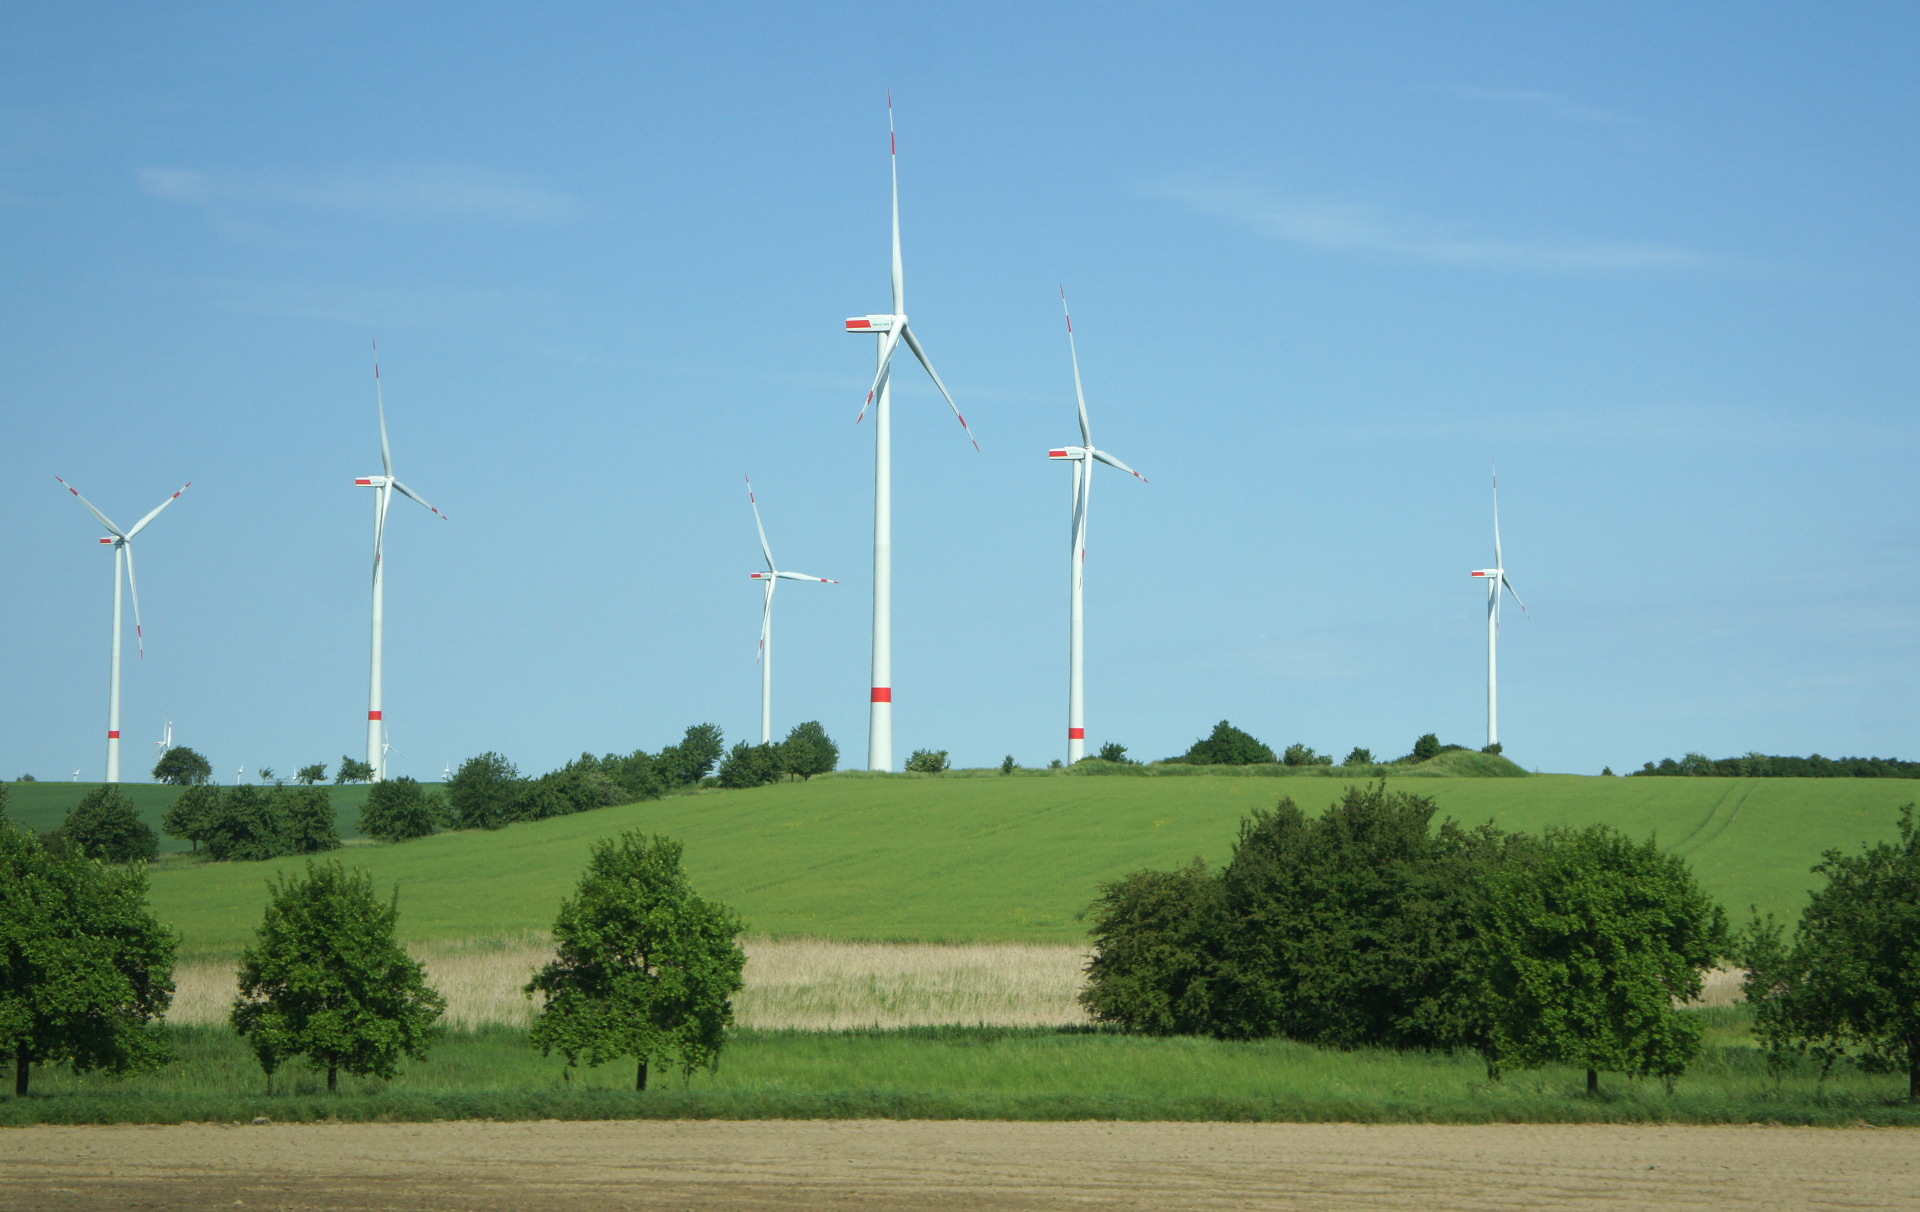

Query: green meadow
15,768,1903,954
3,778,380,850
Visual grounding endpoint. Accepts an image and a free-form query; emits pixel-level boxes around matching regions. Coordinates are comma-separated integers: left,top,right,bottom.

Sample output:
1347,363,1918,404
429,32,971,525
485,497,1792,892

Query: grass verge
7,1018,1920,1127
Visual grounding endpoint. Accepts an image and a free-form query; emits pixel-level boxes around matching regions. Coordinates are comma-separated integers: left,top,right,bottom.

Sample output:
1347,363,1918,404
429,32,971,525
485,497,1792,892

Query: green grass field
3,779,383,850
61,769,1914,955
11,1017,1920,1127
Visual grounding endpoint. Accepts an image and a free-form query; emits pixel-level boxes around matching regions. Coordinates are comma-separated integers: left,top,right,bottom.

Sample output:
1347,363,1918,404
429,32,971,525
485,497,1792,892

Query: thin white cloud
1147,179,1713,273
138,165,583,223
1452,86,1643,126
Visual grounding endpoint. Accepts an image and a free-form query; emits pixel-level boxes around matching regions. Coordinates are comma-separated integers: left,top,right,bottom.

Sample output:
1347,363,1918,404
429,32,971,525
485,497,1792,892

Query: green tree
526,833,745,1091
1177,721,1274,766
273,785,340,855
1081,860,1223,1034
161,784,219,853
1472,824,1726,1092
657,724,725,787
295,763,328,786
229,861,443,1093
446,752,523,830
1411,733,1442,762
904,748,950,773
1281,743,1332,767
152,746,212,786
358,777,440,843
716,741,786,789
1343,747,1375,766
333,756,375,785
1740,804,1920,1098
1097,742,1130,764
1481,742,1504,756
600,750,664,803
0,820,176,1095
781,721,839,780
1000,755,1017,775
58,785,159,863
199,786,284,862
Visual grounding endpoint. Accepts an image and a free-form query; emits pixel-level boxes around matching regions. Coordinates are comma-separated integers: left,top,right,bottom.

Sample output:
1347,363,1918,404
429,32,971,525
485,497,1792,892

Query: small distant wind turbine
154,713,173,758
745,476,836,744
1470,462,1527,749
355,339,446,783
843,92,976,771
71,768,81,782
56,475,191,783
1047,289,1146,764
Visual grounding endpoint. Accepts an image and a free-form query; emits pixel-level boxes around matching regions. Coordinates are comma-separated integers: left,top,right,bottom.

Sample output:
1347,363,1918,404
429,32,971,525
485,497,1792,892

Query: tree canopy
0,820,176,1095
358,776,441,843
527,832,745,1091
152,746,212,786
782,721,839,780
57,785,159,863
229,860,443,1092
1174,721,1274,766
333,756,375,785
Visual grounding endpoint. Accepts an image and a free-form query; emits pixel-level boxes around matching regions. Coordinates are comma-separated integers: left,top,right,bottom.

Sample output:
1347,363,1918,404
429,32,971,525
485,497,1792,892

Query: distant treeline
1632,752,1920,779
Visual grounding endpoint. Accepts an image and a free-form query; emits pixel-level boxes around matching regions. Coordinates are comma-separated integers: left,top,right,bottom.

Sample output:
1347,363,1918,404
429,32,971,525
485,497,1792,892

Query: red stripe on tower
1068,728,1085,740
368,710,382,721
107,730,120,739
871,688,892,703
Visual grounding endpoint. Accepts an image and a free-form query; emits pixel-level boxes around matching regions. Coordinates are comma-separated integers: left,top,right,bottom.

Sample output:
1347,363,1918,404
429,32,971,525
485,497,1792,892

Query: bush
1172,721,1274,766
198,786,282,862
0,820,176,1095
230,861,444,1093
358,777,441,843
905,749,950,773
527,832,745,1091
1343,747,1375,767
657,725,725,788
1481,742,1503,756
1281,744,1332,768
1412,733,1442,762
152,746,212,786
193,785,338,861
447,753,523,830
1081,861,1222,1034
57,785,159,863
1097,742,1130,764
1001,755,1017,775
781,722,838,780
597,750,665,803
333,756,375,785
1633,751,1920,778
717,742,786,789
295,763,327,785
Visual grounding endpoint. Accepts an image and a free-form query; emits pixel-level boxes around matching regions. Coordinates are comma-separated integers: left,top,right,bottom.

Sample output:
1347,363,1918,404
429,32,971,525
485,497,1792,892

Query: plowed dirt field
3,1119,1916,1211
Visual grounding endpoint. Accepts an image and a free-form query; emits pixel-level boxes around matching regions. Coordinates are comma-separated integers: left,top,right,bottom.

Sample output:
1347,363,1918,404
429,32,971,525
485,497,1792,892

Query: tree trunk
327,1066,337,1093
636,1059,648,1092
1586,1069,1599,1096
14,1043,28,1097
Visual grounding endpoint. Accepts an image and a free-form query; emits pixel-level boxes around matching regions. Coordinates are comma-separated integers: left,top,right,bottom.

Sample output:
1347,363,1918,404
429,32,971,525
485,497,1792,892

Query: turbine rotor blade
1502,574,1529,617
899,323,977,450
889,91,903,313
745,475,776,571
372,486,391,585
56,476,125,538
1061,286,1092,448
375,338,393,480
126,481,192,539
1492,458,1502,570
759,580,773,666
123,541,145,660
776,571,837,583
390,479,447,520
856,326,905,423
1091,449,1146,482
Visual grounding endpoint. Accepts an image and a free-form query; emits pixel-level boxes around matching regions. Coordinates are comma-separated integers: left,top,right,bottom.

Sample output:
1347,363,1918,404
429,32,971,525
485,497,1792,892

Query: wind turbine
1470,462,1527,749
843,92,976,771
1047,289,1146,764
354,339,446,782
154,713,173,758
56,476,191,783
745,475,836,745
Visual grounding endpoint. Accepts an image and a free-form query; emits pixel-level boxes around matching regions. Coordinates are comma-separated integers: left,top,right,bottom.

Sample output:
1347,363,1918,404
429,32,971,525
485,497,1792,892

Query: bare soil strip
2,1119,1914,1211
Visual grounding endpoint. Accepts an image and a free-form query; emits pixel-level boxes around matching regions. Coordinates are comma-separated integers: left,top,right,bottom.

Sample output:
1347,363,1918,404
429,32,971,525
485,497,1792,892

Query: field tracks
169,937,1097,1030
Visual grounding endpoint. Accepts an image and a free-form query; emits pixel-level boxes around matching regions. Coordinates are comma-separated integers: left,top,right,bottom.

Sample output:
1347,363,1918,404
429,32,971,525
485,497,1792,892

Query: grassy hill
113,768,1918,956
3,780,386,849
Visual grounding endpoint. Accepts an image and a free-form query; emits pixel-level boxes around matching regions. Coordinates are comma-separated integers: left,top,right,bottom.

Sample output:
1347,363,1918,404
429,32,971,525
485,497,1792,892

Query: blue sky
3,3,1915,781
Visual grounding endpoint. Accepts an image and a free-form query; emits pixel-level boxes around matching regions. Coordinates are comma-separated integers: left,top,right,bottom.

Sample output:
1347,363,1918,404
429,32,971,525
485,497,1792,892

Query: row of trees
153,747,375,787
1082,783,1724,1090
1634,752,1920,779
2,795,745,1096
716,722,840,788
162,783,340,860
1160,723,1486,769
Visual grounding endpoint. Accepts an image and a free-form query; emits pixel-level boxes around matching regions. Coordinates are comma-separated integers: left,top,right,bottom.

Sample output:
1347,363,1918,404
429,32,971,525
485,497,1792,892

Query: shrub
58,785,159,863
1281,743,1332,768
717,742,786,789
358,777,441,843
333,756,375,785
0,819,176,1095
1000,755,1017,775
1411,733,1442,762
1173,721,1274,766
1481,742,1503,756
781,721,839,780
1343,747,1375,766
905,749,950,773
1097,742,1130,764
1472,824,1726,1091
598,750,665,803
1081,860,1222,1034
230,860,444,1093
295,763,328,785
152,746,212,786
657,724,726,787
527,833,745,1091
447,752,523,830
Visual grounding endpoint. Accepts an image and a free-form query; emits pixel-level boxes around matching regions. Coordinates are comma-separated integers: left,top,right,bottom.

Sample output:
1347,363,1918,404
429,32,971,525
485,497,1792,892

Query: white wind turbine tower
1048,289,1146,764
355,340,446,782
745,476,837,744
154,713,173,759
56,476,191,783
843,92,976,771
1469,463,1527,750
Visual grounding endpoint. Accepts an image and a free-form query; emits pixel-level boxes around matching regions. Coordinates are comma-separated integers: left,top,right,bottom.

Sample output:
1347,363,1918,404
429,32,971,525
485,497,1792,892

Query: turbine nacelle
1049,447,1088,461
845,315,899,334
1470,569,1499,578
355,476,388,488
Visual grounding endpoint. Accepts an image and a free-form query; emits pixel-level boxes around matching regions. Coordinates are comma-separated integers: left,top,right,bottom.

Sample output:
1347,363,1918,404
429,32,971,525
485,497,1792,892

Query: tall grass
10,1018,1920,1127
